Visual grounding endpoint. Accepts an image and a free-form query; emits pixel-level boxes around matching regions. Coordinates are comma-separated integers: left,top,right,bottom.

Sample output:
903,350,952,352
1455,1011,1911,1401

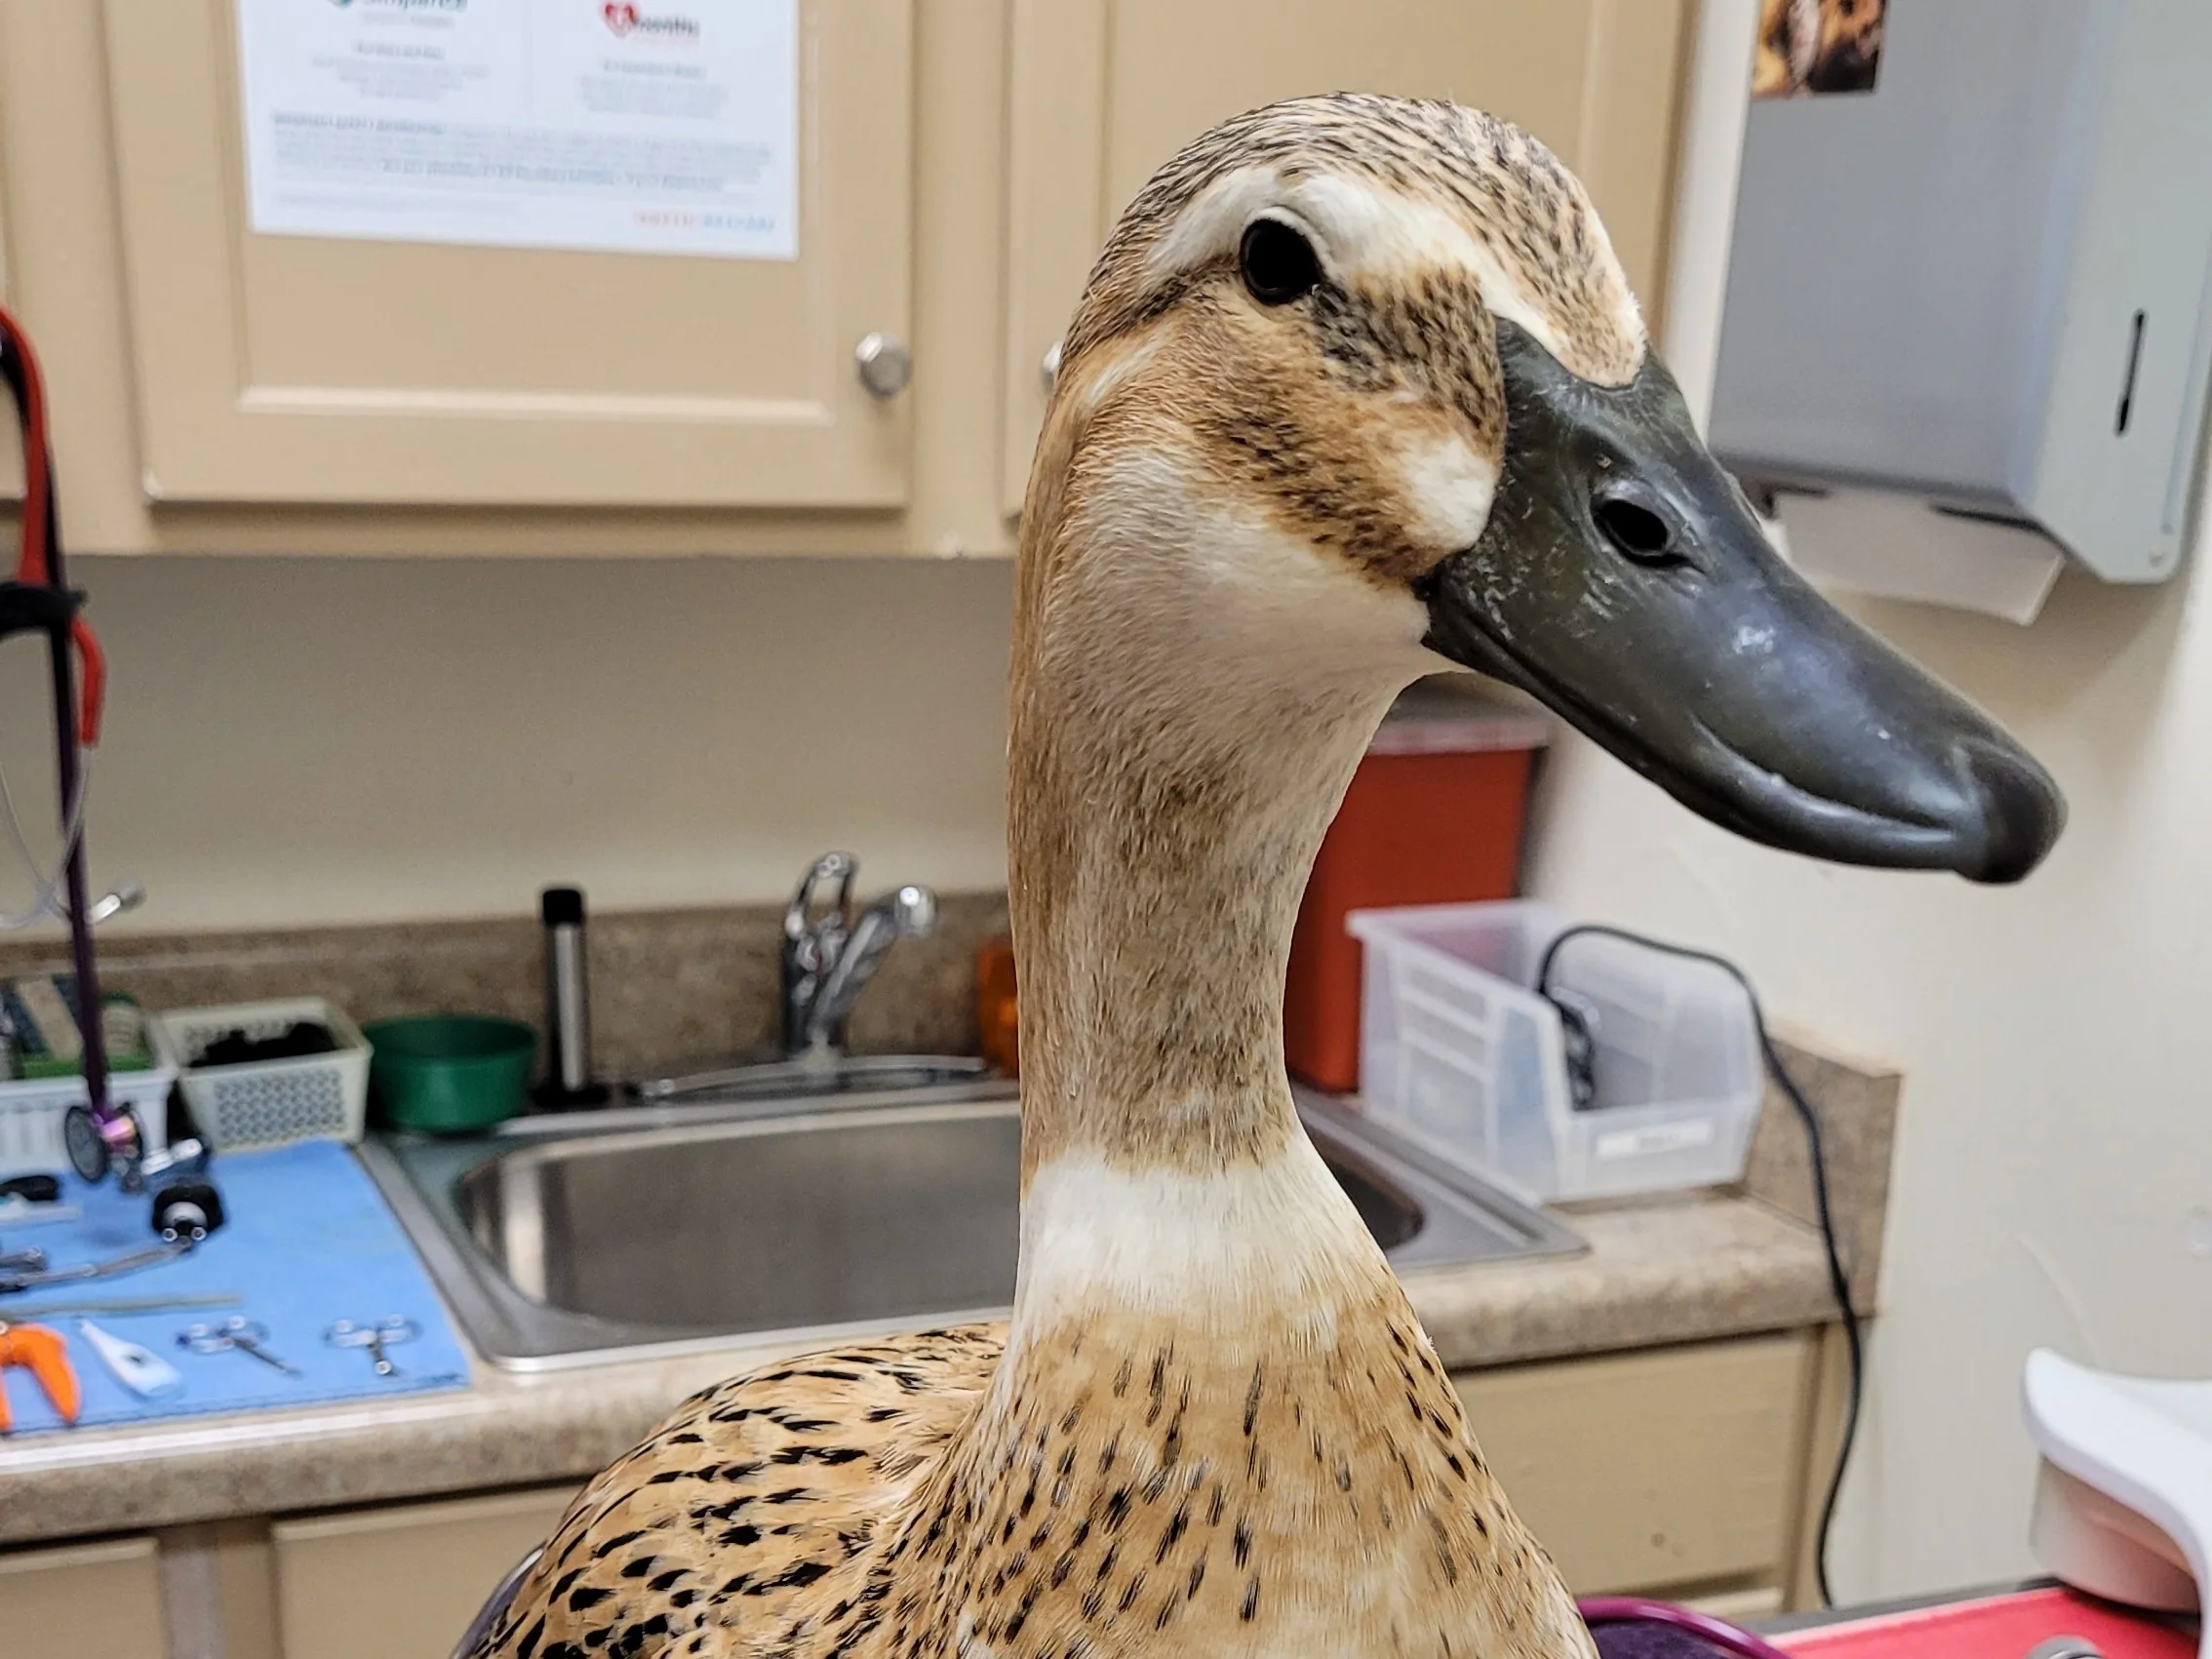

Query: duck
464,94,2062,1659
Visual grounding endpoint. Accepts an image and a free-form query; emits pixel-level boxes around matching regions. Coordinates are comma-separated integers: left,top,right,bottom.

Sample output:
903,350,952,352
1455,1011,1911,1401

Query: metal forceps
179,1317,300,1376
324,1316,419,1377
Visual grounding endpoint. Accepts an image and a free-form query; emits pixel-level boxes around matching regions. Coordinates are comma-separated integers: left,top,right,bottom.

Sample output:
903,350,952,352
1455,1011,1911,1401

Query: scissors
325,1316,419,1378
179,1317,300,1377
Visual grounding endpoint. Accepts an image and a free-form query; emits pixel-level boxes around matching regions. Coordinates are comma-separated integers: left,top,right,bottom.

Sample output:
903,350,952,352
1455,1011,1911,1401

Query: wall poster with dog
1756,0,1885,99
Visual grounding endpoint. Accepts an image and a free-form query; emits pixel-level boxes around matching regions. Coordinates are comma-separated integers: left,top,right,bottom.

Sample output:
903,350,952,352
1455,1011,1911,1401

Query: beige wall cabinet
0,0,1686,553
999,0,1691,512
100,0,914,510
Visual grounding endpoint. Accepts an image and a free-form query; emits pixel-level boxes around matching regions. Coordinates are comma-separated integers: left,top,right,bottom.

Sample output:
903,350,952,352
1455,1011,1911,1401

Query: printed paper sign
236,0,799,259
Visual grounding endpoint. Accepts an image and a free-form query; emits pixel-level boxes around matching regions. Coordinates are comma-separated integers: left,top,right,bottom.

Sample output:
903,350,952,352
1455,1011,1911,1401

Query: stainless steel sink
632,1052,996,1106
362,1080,1584,1371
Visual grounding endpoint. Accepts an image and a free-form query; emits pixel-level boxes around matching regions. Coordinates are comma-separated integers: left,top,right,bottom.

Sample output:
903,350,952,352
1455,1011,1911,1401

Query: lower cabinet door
273,1484,577,1659
0,1535,168,1658
1455,1333,1815,1598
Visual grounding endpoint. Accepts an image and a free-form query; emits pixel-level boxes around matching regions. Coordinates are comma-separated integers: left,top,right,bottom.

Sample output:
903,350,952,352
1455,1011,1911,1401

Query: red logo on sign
603,2,638,34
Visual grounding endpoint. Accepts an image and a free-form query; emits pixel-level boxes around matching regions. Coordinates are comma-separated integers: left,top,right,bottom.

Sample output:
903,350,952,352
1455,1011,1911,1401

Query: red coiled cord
0,299,102,746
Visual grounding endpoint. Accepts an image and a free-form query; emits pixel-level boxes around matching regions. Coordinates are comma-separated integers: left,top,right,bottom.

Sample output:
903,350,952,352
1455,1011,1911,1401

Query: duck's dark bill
1419,322,2065,885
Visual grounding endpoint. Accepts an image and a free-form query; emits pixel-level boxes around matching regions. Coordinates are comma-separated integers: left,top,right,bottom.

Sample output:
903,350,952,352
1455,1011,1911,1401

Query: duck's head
1030,95,2063,884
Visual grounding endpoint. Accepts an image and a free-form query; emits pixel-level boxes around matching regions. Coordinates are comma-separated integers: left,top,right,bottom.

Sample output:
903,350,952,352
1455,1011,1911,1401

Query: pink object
1778,1587,2194,1659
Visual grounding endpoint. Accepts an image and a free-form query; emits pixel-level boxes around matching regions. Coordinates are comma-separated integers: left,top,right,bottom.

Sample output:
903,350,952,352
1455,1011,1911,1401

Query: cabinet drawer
1456,1333,1814,1596
0,1534,167,1658
273,1485,576,1659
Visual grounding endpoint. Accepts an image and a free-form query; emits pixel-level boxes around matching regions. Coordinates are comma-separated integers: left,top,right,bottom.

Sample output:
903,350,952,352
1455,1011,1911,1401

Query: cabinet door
1000,0,1690,513
272,1484,576,1659
0,1535,168,1659
99,0,914,508
1456,1334,1815,1598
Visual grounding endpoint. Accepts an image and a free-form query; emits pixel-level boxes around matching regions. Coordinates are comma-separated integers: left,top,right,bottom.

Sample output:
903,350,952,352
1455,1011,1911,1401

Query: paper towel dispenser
1709,0,2212,612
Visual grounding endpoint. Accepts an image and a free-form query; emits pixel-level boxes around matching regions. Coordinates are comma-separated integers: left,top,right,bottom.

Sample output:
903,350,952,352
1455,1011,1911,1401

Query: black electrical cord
1534,924,1863,1609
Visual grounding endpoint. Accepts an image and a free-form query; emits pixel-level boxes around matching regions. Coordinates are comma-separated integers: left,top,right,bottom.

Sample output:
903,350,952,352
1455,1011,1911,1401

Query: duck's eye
1592,484,1686,569
1239,219,1321,305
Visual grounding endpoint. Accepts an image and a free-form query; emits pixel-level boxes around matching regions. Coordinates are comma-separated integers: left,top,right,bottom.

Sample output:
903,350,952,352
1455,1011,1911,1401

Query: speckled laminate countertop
0,1187,1844,1549
0,901,1901,1553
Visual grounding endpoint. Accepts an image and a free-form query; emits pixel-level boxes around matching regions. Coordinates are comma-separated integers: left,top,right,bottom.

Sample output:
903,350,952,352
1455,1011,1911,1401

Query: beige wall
1531,0,2212,1600
0,556,1014,931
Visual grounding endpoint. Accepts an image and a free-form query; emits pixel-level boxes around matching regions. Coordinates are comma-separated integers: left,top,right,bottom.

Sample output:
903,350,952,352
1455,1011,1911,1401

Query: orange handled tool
0,1322,81,1431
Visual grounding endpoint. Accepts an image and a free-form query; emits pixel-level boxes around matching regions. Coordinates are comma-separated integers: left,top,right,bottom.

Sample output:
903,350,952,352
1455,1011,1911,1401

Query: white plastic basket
147,998,371,1152
1346,900,1762,1203
0,1067,176,1180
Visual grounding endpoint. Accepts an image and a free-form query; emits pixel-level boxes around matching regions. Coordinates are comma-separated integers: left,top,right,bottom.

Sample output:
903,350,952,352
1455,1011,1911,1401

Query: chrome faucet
780,851,856,1055
780,852,938,1061
631,854,982,1106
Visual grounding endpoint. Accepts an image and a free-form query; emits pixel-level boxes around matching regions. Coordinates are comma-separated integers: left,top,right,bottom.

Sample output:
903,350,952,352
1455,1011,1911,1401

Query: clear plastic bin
1345,900,1761,1203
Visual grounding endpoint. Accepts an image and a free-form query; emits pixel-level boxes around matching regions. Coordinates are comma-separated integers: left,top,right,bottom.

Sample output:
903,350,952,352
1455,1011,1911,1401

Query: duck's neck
1008,640,1397,1181
935,477,1594,1659
1005,495,1419,1346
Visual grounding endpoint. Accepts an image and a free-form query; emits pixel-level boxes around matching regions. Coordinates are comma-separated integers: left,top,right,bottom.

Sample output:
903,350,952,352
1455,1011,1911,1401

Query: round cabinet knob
854,333,913,400
1041,338,1063,389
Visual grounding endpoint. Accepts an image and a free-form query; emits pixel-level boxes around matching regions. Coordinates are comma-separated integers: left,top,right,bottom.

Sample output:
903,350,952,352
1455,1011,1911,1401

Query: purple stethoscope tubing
1580,1597,1802,1659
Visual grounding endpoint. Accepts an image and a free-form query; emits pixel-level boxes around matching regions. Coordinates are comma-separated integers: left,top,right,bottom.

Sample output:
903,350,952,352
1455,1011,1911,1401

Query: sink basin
362,1081,1584,1371
465,1105,1025,1332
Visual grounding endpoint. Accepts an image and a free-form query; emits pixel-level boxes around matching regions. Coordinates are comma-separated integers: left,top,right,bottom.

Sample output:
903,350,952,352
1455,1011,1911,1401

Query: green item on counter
364,1015,536,1133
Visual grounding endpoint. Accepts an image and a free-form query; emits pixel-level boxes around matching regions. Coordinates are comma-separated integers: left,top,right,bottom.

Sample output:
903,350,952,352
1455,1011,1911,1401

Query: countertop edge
1,1193,1844,1549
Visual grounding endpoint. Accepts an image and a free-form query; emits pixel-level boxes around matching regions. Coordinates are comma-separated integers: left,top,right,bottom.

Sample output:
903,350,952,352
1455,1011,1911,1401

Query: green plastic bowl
365,1015,535,1134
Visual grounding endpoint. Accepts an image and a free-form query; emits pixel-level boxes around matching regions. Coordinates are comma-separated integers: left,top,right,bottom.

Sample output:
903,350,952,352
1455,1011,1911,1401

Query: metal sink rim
362,1078,1586,1373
